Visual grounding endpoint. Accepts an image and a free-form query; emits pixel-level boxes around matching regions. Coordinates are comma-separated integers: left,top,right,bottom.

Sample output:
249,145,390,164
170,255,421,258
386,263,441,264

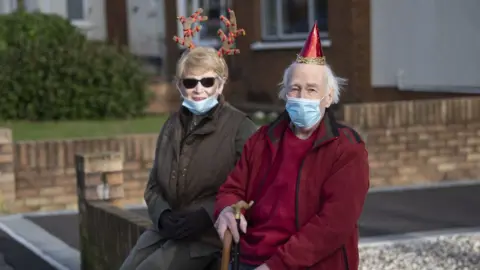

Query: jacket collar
170,96,227,160
267,108,340,148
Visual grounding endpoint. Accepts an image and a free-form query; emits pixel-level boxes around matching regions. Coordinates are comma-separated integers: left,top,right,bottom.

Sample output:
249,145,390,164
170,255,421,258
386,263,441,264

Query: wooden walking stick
220,200,254,270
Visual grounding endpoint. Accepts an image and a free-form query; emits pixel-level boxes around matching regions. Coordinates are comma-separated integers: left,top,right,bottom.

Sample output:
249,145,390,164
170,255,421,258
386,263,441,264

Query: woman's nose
193,83,203,93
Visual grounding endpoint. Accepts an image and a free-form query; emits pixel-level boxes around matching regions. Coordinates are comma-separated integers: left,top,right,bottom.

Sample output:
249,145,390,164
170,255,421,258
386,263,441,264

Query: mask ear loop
214,77,227,96
175,77,189,100
318,95,328,108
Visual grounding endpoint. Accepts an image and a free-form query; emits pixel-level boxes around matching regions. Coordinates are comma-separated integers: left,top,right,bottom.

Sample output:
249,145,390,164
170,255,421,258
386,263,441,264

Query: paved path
0,217,79,270
1,180,479,269
22,181,480,250
0,226,58,270
359,182,480,237
0,253,14,270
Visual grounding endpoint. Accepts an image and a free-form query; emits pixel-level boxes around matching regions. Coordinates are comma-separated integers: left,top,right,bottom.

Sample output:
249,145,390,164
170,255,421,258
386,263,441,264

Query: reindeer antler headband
173,8,246,57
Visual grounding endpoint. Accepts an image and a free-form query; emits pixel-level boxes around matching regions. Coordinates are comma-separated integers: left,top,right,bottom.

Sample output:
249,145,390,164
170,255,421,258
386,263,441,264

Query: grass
0,115,168,141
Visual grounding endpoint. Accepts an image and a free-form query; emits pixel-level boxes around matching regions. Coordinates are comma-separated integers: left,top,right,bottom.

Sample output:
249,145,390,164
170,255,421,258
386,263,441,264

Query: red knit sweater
240,127,317,265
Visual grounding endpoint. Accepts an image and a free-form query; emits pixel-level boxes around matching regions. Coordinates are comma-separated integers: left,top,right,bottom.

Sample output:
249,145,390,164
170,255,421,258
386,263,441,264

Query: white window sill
174,39,333,52
71,20,95,31
176,39,221,49
250,40,332,51
397,85,480,94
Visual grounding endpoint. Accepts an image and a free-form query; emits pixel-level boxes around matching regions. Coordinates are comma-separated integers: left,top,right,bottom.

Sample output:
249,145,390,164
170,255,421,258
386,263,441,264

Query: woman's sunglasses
181,77,216,89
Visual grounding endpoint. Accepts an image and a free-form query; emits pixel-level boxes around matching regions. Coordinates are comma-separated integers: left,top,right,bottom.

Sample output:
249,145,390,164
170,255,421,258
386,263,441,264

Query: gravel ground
360,234,480,270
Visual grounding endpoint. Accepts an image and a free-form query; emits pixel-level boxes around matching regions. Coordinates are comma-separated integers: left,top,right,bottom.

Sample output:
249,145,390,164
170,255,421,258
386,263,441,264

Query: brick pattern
0,128,15,212
12,135,156,212
75,152,151,270
365,124,480,186
344,97,480,128
76,152,125,204
343,98,480,187
0,98,478,213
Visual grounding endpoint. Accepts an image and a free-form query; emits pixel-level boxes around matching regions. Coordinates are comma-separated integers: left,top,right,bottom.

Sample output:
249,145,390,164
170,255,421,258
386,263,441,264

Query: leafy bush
0,11,150,120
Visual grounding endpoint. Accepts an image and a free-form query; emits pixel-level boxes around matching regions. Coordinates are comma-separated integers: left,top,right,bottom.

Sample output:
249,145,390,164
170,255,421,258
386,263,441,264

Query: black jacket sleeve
144,119,172,229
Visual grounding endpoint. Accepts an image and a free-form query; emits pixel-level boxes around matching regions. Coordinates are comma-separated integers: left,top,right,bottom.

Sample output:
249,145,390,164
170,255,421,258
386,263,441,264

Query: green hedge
0,11,149,120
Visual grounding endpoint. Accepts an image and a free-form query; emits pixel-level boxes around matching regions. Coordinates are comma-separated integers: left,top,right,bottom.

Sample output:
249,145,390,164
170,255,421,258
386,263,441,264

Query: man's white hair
278,63,347,104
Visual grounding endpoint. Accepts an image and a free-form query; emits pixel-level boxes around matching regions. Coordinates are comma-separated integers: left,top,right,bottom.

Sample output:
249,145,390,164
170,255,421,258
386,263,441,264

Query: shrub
0,11,150,120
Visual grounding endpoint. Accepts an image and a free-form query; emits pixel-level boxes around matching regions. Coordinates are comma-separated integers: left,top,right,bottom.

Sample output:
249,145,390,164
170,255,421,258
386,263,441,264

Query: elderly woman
120,9,257,270
214,23,370,270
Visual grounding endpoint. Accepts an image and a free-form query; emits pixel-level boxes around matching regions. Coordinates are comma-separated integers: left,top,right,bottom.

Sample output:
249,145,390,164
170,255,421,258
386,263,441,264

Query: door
126,0,165,57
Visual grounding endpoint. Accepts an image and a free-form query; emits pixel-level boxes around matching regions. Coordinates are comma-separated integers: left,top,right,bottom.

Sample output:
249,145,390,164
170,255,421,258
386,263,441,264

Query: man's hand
214,206,247,243
254,264,270,270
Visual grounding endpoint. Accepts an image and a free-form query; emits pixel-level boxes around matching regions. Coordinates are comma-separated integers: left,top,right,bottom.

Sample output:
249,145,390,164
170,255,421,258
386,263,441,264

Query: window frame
67,0,89,23
176,0,232,48
0,0,17,13
261,0,329,41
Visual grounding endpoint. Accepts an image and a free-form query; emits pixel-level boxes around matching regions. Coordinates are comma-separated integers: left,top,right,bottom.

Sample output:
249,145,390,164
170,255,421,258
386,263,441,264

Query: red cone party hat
296,22,326,65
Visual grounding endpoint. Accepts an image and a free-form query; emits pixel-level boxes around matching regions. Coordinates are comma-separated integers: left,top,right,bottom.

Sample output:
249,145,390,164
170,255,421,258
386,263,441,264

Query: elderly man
214,22,370,270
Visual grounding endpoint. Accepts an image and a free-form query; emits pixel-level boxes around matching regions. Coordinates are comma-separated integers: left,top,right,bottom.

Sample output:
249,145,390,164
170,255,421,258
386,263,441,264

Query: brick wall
8,134,157,213
343,97,480,186
76,152,151,270
0,97,479,214
0,128,15,211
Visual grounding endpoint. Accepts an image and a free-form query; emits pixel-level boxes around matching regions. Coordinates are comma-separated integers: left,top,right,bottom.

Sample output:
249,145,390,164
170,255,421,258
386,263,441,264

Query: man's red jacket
215,111,370,270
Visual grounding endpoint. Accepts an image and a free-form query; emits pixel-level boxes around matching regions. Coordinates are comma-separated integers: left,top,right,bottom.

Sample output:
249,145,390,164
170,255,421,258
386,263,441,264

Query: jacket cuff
265,255,289,270
149,197,170,229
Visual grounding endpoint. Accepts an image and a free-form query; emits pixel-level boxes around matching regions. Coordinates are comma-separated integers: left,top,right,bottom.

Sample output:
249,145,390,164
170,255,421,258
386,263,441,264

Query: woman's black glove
158,210,185,238
172,208,213,240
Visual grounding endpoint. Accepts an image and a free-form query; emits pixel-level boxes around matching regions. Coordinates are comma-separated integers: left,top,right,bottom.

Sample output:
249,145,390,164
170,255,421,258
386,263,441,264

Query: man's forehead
289,63,325,84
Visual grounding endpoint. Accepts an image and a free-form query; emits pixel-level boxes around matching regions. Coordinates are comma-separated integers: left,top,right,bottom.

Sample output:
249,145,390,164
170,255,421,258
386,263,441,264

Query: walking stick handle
231,200,254,219
220,201,254,270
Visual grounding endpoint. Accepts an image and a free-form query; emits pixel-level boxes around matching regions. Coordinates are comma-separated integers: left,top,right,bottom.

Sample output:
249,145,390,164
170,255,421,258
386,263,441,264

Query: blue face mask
285,97,324,129
182,95,219,115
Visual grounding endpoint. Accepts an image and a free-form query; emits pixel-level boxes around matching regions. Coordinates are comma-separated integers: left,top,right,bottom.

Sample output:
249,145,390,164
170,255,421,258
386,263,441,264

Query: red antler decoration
173,8,208,49
217,8,246,56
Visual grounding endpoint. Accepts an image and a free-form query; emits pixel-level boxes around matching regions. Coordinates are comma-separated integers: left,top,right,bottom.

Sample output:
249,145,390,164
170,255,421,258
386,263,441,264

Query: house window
177,0,233,47
67,0,87,21
262,0,328,40
0,0,17,14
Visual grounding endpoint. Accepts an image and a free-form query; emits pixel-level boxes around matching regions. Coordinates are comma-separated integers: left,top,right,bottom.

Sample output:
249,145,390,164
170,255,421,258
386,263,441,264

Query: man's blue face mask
285,96,326,129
